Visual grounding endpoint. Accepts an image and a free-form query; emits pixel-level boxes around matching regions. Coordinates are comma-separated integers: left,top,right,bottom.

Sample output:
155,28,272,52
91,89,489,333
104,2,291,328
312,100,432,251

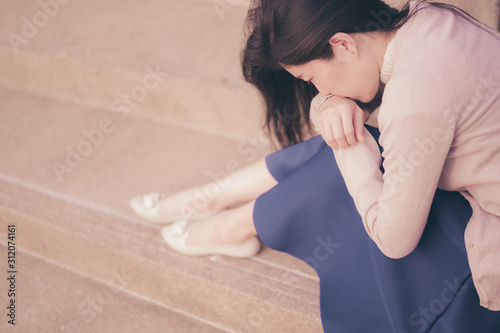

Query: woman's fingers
340,108,357,146
316,96,367,150
318,112,353,150
353,107,365,143
318,117,339,150
327,121,340,151
330,115,348,149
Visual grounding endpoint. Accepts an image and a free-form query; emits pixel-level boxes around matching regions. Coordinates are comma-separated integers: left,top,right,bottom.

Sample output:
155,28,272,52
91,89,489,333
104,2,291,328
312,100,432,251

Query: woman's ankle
156,187,214,217
217,206,257,245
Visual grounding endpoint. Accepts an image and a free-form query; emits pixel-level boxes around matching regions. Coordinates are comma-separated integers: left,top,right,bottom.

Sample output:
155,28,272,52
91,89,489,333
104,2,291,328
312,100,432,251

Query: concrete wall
234,0,500,31
384,0,500,30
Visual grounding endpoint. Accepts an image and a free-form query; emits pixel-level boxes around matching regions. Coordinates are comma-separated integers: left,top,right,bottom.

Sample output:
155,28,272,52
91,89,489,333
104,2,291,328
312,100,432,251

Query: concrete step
0,0,497,144
0,0,263,140
0,87,322,332
0,246,228,333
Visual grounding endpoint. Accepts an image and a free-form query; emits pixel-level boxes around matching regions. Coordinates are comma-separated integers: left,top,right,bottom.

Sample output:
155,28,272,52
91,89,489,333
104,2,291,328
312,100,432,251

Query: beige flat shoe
161,220,261,258
129,192,218,224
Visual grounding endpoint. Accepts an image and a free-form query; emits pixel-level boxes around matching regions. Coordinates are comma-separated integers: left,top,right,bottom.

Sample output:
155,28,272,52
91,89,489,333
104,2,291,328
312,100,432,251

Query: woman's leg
159,159,277,246
182,134,331,247
251,127,500,332
186,200,258,246
157,159,277,220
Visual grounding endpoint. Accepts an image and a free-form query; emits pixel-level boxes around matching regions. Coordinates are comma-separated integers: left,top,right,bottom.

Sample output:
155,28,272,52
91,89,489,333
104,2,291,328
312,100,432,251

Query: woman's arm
310,95,370,150
332,66,456,258
333,112,454,258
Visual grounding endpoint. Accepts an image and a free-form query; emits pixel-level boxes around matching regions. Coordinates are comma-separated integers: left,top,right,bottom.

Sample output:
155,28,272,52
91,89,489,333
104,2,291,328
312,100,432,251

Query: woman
130,0,500,331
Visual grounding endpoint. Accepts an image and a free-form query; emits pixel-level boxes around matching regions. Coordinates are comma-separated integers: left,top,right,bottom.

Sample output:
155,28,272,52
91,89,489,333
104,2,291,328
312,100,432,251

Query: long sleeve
333,39,456,258
331,0,500,309
334,112,455,258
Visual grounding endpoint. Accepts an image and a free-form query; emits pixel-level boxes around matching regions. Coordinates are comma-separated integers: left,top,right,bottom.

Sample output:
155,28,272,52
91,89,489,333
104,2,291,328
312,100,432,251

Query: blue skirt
253,126,500,333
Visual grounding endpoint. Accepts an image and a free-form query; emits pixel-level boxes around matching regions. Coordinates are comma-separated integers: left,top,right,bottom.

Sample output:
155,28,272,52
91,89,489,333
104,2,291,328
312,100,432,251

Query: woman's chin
359,91,379,104
358,96,371,104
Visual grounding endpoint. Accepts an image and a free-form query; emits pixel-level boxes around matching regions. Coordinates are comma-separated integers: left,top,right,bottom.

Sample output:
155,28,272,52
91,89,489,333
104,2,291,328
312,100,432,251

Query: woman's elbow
378,242,418,259
369,223,423,259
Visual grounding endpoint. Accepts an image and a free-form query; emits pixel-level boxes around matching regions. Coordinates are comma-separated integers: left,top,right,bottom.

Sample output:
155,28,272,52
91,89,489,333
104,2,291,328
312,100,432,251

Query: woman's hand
314,96,368,151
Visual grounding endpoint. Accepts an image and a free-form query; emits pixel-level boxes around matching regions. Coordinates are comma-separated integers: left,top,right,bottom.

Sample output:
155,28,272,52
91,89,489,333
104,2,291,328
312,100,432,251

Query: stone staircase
0,0,321,332
0,0,498,332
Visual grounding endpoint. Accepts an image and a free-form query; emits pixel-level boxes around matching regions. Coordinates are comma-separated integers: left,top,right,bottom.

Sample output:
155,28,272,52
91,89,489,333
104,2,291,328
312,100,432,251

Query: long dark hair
241,0,495,148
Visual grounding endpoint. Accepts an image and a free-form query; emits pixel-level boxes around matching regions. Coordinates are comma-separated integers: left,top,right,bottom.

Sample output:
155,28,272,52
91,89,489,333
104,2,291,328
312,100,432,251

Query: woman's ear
329,32,358,56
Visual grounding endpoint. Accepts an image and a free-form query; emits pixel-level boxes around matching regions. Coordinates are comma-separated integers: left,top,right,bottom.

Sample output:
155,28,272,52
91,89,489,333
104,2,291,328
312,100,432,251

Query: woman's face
283,33,384,104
